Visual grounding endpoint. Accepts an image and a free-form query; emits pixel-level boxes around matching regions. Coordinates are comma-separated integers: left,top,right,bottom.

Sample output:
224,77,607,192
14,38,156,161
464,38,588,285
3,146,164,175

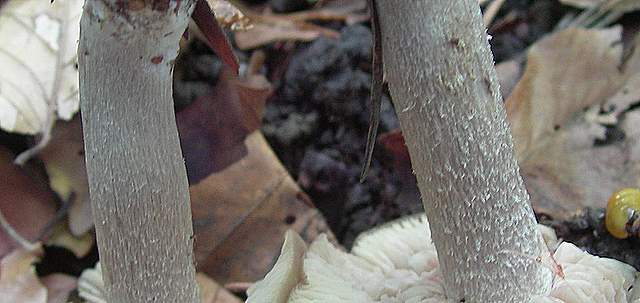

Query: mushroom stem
375,1,551,301
78,0,199,302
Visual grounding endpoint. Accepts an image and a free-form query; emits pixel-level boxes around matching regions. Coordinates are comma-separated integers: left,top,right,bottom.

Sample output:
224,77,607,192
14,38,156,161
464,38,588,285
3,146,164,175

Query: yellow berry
605,188,640,239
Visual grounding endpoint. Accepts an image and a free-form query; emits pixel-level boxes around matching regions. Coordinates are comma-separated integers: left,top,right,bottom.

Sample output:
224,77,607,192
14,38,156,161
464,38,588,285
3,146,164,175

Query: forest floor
1,0,640,302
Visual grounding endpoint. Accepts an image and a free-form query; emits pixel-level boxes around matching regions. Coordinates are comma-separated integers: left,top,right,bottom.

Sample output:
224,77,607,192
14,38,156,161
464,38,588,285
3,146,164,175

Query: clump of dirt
262,24,422,246
540,208,640,270
173,40,224,110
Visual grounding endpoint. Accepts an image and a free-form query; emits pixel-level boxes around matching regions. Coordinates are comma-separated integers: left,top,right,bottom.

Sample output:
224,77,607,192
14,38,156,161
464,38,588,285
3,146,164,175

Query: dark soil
540,208,640,270
261,23,422,246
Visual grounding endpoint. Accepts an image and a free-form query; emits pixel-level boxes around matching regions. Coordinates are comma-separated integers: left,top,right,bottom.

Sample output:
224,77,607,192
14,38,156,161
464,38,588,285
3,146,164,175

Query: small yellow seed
605,188,640,239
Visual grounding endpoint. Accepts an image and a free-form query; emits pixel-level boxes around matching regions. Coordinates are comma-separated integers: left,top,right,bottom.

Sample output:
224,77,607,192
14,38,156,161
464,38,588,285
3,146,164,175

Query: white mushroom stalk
78,0,199,302
246,215,640,303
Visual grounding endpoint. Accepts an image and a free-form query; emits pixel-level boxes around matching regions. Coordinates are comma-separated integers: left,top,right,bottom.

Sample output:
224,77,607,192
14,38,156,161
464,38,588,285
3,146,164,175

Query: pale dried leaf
232,2,365,50
507,26,625,158
520,107,640,217
234,19,336,50
506,27,640,218
0,0,81,134
0,247,46,303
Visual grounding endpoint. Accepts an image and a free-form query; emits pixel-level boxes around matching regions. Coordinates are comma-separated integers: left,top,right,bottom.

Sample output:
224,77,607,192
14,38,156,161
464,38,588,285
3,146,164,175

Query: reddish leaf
193,0,239,74
177,67,271,184
0,148,56,259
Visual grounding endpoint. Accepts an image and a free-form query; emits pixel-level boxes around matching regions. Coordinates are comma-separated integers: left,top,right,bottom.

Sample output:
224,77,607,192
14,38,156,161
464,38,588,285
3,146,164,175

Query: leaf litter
1,0,640,301
506,26,640,219
0,0,82,164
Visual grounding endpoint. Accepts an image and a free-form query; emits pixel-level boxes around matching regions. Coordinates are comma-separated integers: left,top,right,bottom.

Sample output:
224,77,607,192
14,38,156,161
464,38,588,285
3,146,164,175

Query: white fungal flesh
246,214,640,303
246,230,307,303
78,262,106,303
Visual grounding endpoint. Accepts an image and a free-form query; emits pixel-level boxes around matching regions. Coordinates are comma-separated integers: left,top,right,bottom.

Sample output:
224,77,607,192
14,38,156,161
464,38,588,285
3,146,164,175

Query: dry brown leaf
282,0,367,23
192,132,333,284
231,1,368,50
196,273,242,303
506,27,640,218
40,273,76,303
39,117,91,237
0,247,46,303
234,16,339,50
518,109,640,218
210,0,367,50
0,147,56,258
507,26,626,157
